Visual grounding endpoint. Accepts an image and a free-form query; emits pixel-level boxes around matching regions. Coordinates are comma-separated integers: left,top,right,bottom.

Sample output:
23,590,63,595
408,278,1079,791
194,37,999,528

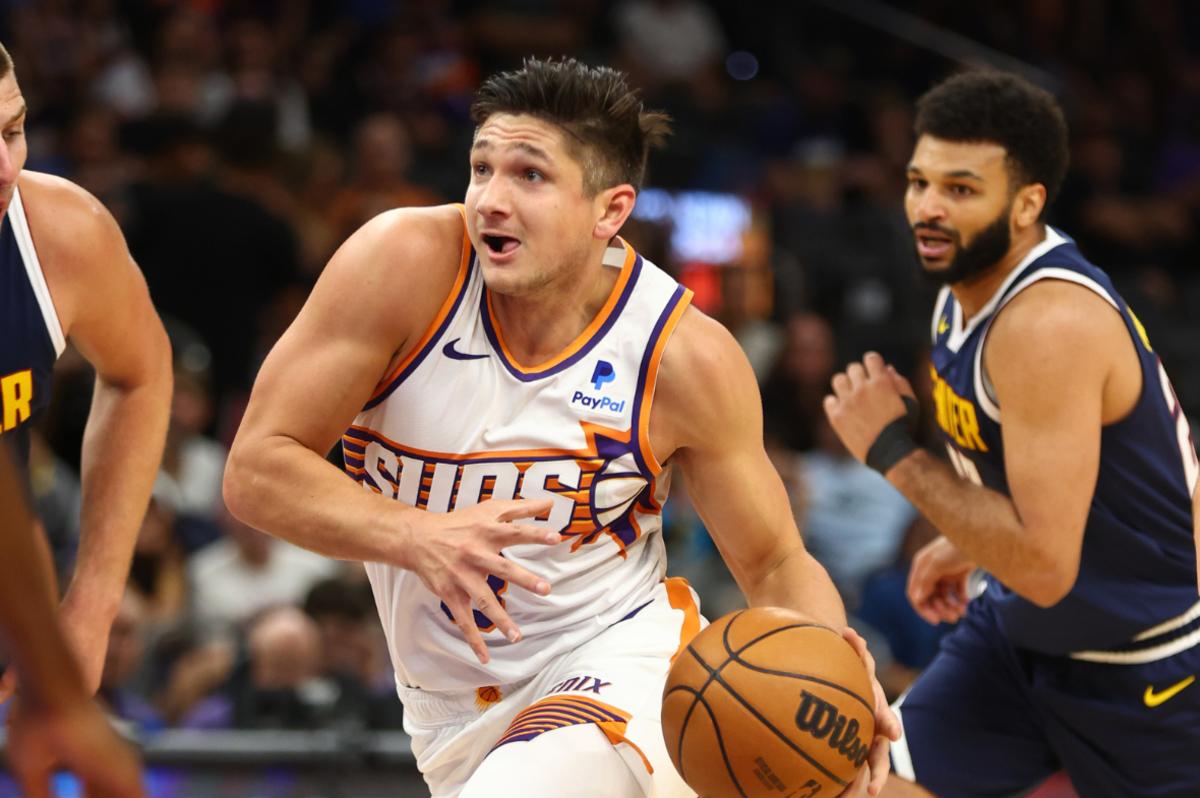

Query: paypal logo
591,360,615,390
570,391,626,415
574,360,624,415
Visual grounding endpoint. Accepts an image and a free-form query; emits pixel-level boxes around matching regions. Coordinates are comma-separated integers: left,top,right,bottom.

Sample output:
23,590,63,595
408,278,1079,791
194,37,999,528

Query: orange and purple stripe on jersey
342,420,661,555
489,694,654,774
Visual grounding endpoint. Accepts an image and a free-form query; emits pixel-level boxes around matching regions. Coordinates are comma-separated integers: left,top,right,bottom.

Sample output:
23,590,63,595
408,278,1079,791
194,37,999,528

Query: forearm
886,450,1063,603
742,544,848,630
224,435,415,566
67,372,171,622
0,450,88,708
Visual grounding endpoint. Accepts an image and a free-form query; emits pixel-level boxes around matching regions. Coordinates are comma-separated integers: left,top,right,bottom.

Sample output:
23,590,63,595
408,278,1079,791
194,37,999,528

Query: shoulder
320,203,465,294
985,277,1127,397
293,203,468,360
18,171,123,258
988,277,1125,359
653,305,760,452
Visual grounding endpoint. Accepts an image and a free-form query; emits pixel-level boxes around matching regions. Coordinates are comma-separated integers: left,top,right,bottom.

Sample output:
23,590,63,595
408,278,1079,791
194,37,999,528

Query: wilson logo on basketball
794,690,869,768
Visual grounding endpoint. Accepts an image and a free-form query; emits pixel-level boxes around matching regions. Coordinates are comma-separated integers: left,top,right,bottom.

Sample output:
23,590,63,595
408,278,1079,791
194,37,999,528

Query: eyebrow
471,137,553,163
906,164,984,181
4,104,26,127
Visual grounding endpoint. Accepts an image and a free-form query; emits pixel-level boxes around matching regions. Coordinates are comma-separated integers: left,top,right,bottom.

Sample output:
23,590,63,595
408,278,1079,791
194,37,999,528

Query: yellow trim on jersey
484,238,638,373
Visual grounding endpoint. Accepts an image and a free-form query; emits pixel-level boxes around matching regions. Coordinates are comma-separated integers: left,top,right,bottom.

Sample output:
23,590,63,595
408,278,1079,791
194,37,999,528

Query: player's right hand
409,498,557,664
6,698,145,798
907,535,975,625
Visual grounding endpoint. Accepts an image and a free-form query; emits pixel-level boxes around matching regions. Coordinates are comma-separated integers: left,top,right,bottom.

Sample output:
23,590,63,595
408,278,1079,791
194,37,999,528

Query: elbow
222,446,256,524
1021,560,1077,608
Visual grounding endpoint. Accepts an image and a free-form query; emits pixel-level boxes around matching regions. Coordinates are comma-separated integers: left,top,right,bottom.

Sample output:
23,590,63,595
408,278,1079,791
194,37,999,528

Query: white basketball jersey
344,212,693,691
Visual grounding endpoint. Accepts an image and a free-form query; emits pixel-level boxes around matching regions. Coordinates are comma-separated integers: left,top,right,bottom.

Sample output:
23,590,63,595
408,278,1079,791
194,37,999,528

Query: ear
593,183,637,241
1012,183,1047,230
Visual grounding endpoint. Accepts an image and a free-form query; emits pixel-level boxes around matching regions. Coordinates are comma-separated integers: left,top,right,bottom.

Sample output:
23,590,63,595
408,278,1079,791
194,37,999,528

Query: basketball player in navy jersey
825,71,1200,797
0,41,173,701
0,442,144,797
227,58,898,797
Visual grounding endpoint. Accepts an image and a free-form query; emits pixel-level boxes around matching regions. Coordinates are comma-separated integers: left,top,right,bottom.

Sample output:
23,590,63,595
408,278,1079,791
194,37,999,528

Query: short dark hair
914,71,1069,214
470,57,671,195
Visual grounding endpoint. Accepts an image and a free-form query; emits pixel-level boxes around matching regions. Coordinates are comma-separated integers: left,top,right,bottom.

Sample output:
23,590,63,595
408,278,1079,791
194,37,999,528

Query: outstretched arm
653,308,899,796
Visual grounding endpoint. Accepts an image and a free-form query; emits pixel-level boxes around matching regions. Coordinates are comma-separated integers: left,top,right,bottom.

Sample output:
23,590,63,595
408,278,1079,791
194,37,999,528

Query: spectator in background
324,112,441,245
794,415,916,609
228,605,324,729
762,311,837,451
128,477,188,632
612,0,727,89
303,577,404,729
124,112,301,404
188,504,339,642
160,321,225,525
98,589,165,733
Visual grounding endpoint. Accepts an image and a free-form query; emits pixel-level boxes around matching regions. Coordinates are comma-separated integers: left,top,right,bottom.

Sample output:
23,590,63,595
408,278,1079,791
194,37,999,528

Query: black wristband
865,396,921,475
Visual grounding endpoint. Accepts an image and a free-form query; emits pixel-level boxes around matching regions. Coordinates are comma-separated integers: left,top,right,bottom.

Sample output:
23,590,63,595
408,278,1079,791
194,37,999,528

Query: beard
913,204,1013,286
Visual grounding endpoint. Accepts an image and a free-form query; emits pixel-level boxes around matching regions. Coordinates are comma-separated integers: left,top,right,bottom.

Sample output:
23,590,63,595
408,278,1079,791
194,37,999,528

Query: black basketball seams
729,662,874,712
707,671,847,786
687,687,752,798
722,616,873,711
664,681,704,773
672,642,848,789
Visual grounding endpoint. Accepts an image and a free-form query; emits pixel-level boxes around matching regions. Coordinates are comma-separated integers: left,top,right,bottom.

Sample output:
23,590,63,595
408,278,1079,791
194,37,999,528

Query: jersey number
1158,359,1200,495
946,445,983,486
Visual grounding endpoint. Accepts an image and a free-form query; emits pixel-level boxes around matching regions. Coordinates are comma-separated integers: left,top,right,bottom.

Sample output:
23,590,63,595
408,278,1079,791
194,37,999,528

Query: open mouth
915,230,954,260
482,233,521,257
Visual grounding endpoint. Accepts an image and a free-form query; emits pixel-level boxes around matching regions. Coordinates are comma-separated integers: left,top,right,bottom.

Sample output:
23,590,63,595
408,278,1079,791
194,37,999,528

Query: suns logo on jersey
0,369,33,432
341,421,660,556
929,366,988,452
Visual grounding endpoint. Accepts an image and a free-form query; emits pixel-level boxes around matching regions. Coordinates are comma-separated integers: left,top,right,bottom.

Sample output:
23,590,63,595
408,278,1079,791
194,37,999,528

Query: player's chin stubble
914,207,1013,286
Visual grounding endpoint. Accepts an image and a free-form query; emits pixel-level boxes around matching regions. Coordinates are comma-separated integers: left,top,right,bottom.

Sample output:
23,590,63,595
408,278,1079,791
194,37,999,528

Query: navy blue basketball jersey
929,226,1199,656
0,186,64,462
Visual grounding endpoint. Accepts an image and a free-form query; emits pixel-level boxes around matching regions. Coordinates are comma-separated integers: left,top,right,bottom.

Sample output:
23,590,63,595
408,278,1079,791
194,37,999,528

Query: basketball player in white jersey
0,43,173,700
226,58,898,798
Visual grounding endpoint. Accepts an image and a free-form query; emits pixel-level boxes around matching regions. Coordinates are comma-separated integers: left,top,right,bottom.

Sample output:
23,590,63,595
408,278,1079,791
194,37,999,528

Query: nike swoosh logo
1144,674,1195,707
442,338,489,361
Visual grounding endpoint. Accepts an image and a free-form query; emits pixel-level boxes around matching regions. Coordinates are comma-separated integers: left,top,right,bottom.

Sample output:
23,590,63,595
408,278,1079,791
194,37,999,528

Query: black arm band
865,396,921,475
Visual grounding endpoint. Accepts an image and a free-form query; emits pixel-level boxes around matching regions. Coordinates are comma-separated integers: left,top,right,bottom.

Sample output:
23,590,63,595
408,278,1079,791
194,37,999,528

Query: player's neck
950,223,1046,322
489,247,616,365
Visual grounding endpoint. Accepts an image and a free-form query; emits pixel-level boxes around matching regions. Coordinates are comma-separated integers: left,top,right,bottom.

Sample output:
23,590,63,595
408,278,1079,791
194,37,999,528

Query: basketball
661,607,875,798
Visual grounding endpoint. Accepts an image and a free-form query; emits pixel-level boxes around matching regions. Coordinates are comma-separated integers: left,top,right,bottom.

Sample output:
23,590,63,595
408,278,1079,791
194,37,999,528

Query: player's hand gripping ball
662,607,874,797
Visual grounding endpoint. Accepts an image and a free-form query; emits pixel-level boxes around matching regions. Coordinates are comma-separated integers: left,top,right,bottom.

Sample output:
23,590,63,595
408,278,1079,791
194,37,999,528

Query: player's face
905,135,1015,285
465,114,599,296
0,73,27,218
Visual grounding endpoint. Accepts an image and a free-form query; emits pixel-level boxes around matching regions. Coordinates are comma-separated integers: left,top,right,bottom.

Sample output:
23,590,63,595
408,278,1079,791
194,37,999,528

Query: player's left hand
840,626,900,797
824,352,912,464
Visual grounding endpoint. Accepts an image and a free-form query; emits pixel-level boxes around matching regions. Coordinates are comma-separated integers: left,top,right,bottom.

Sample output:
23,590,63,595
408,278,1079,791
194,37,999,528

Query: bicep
235,245,412,457
662,313,803,587
64,213,169,386
987,303,1107,559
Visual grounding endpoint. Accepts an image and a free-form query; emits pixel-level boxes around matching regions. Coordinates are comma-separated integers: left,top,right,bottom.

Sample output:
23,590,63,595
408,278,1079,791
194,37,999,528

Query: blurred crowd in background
7,0,1200,743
